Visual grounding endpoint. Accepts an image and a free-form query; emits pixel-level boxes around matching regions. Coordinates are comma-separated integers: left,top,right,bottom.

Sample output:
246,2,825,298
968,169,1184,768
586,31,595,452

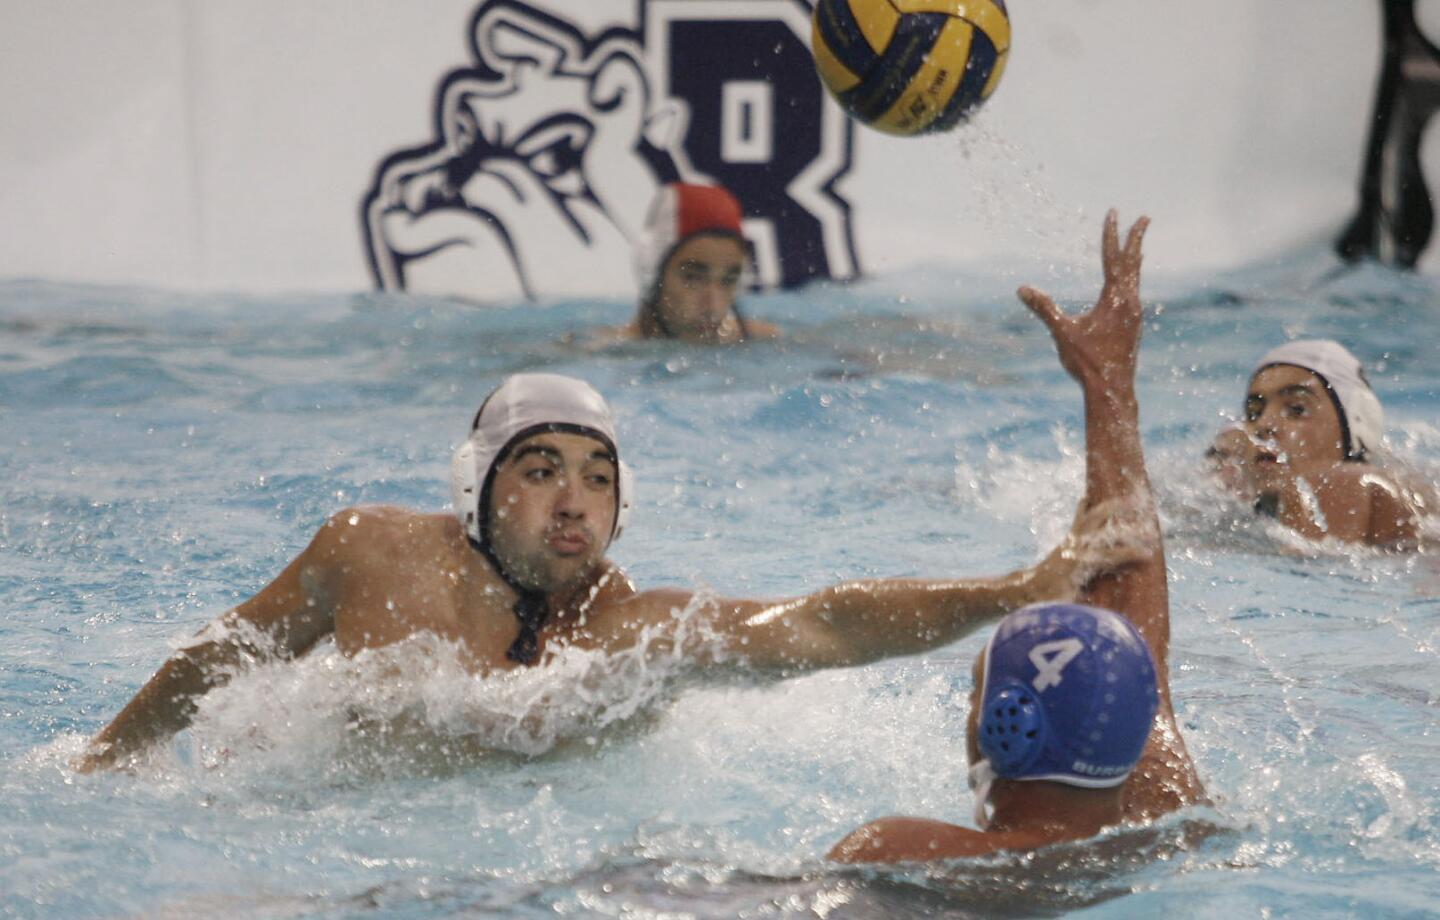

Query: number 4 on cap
1029,639,1085,691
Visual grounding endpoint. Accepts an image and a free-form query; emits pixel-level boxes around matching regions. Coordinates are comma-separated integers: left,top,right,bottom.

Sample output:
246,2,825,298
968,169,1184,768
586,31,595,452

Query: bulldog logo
361,0,856,302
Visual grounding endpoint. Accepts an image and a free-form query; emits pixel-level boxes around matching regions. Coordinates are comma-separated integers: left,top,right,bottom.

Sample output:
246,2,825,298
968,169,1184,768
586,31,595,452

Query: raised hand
1017,210,1149,393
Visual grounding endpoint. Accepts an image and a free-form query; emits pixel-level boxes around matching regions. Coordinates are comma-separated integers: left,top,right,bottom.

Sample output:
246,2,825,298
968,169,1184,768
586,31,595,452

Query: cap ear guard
634,185,678,298
450,436,482,544
613,459,634,540
977,681,1049,775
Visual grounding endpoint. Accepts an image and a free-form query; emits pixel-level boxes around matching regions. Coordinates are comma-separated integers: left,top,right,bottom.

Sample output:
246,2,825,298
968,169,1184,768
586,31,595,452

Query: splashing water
179,592,736,777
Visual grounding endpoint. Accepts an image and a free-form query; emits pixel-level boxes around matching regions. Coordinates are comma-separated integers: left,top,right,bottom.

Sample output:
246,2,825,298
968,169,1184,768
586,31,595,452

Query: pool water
2,248,1438,918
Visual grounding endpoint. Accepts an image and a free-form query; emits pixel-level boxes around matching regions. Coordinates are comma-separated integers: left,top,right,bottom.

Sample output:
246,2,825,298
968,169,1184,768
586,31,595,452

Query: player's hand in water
1017,210,1148,392
71,743,127,775
1207,427,1251,462
1034,496,1156,598
1207,427,1264,499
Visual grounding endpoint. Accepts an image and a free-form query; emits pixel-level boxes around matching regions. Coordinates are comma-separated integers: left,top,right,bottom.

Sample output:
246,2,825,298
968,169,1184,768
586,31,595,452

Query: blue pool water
2,249,1439,918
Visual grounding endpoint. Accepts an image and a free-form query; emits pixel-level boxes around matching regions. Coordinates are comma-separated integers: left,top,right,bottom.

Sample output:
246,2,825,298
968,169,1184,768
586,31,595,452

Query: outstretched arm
1019,211,1205,815
74,519,343,772
720,499,1145,671
598,498,1143,672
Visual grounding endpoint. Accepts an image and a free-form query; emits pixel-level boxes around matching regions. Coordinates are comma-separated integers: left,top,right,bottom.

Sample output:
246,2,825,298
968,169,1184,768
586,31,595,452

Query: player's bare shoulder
1358,464,1434,548
310,506,466,565
577,584,696,648
575,569,652,624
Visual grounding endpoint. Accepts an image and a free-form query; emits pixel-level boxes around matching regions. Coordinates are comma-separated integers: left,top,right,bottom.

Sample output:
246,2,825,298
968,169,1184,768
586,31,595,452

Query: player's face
1243,364,1347,472
487,432,618,593
655,234,746,342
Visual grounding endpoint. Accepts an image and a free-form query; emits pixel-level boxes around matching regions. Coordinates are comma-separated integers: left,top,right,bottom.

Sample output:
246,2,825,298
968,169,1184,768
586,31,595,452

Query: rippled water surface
2,251,1439,918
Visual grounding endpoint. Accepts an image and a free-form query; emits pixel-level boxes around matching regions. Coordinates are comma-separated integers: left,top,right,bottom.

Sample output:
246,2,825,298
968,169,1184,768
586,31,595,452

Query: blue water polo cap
976,603,1159,789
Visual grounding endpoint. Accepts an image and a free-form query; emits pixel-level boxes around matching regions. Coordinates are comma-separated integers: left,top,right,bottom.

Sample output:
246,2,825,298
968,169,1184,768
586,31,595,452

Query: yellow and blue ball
812,0,1011,136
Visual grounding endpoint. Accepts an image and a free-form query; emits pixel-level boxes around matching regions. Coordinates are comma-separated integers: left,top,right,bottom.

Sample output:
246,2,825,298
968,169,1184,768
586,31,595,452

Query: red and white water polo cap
633,183,746,295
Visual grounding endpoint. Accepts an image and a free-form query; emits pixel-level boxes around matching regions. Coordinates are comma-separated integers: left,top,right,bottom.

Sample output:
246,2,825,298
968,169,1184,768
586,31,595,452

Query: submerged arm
74,517,344,772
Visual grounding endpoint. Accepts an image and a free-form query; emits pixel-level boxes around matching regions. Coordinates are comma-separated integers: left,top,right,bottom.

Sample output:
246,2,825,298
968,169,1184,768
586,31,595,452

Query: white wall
853,2,1381,277
0,1,1396,295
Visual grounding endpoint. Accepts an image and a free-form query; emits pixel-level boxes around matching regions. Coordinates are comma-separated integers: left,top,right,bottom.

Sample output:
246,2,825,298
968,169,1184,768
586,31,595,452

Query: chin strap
1253,492,1281,517
468,535,550,666
968,759,997,830
506,590,549,665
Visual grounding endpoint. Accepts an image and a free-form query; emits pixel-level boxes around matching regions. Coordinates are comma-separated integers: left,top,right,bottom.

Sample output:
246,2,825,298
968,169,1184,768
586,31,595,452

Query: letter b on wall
646,1,857,288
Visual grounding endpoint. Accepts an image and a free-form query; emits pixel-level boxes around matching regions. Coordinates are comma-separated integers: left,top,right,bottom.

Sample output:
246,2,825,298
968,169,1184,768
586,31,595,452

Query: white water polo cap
1253,339,1384,460
633,182,747,297
450,373,633,548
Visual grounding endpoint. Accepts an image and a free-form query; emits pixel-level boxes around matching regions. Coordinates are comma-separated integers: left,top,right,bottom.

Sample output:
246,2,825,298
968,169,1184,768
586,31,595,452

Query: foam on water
179,592,738,776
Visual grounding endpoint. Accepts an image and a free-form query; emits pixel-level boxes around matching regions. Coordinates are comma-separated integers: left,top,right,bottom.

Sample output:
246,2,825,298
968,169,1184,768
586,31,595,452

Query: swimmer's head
967,603,1158,828
634,183,750,343
450,373,633,589
1250,340,1383,462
